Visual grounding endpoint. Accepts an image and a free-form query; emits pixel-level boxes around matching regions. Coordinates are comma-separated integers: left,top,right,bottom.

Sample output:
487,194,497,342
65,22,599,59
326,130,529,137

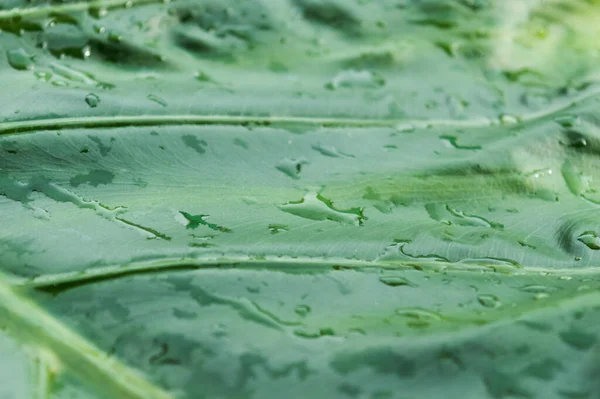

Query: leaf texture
2,0,600,398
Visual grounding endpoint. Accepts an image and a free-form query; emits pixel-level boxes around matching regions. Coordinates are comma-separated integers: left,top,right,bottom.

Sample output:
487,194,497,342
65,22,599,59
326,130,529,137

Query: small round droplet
477,294,500,308
85,93,100,108
554,115,580,128
295,305,311,317
521,285,552,294
6,48,34,70
108,32,123,43
246,286,260,294
534,293,550,300
570,137,587,148
82,45,92,58
379,276,416,287
268,224,288,234
89,7,108,18
194,71,212,82
499,114,518,125
35,71,52,81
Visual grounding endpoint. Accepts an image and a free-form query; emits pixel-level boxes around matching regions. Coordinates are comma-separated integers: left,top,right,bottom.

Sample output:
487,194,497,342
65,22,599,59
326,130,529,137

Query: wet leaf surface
2,0,600,397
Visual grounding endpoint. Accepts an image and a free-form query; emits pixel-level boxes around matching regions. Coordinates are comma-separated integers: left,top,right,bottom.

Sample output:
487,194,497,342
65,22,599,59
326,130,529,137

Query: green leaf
2,0,600,397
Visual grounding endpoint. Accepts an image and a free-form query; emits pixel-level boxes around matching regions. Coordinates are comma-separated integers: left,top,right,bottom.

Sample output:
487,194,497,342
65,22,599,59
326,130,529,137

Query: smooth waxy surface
2,0,600,398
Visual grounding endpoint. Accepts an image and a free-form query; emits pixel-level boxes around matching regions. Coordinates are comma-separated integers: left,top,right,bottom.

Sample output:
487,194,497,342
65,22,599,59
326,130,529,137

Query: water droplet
578,231,600,250
439,135,481,150
500,114,518,125
373,202,393,213
85,93,100,108
521,285,553,294
566,133,588,148
82,45,91,58
435,41,461,57
295,305,311,317
188,241,215,248
268,224,288,234
108,32,123,43
526,168,554,179
319,327,336,336
325,69,385,90
311,144,354,158
518,241,536,249
89,7,108,18
477,294,501,308
395,307,442,320
555,115,580,128
425,203,502,228
49,63,113,87
275,157,308,179
294,327,336,338
561,160,587,196
246,286,261,294
34,71,52,81
194,71,213,82
379,239,450,262
147,94,167,107
181,135,206,154
6,48,34,70
379,276,417,287
279,192,365,226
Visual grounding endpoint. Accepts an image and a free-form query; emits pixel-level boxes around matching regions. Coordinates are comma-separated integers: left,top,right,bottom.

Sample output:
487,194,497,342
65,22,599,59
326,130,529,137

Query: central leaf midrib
0,114,490,136
2,85,599,136
18,255,600,290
